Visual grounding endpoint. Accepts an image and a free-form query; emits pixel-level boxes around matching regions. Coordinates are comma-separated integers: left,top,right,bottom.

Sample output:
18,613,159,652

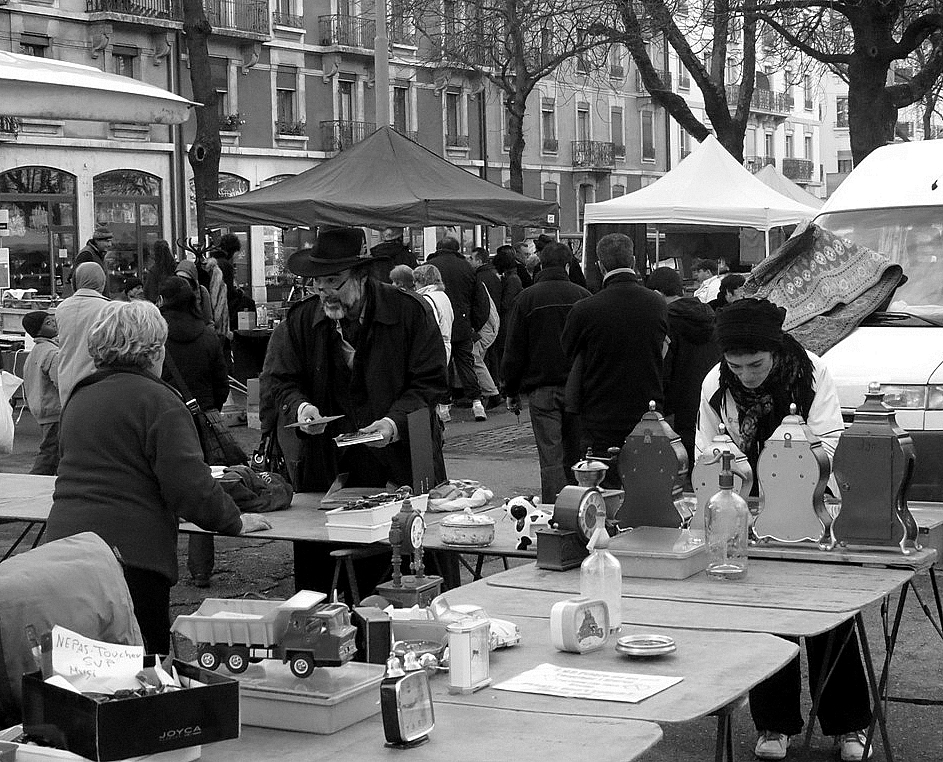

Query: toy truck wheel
197,646,220,671
289,653,314,678
226,648,250,674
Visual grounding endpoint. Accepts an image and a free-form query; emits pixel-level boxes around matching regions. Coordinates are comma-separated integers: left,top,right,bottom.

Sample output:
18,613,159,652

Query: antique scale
832,382,920,553
692,424,755,539
616,401,689,528
754,403,835,548
375,497,443,607
536,452,609,571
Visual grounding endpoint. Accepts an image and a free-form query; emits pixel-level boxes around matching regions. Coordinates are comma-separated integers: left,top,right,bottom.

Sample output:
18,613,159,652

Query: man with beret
70,225,113,290
695,298,870,762
261,227,448,595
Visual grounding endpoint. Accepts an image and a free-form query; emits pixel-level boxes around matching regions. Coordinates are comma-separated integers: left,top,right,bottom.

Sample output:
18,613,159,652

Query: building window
577,102,590,142
611,107,624,158
94,170,162,298
541,98,557,153
680,125,691,158
836,96,849,128
0,166,77,297
393,85,409,134
211,57,229,121
445,89,466,147
444,0,457,36
764,132,774,160
785,133,794,159
111,46,137,78
276,65,298,126
641,110,655,162
804,134,813,160
19,35,48,57
543,181,558,203
612,184,625,198
838,157,854,174
803,74,813,110
678,66,690,91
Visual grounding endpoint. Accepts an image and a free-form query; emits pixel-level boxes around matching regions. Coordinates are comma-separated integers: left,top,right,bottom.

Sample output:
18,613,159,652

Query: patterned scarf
715,334,816,471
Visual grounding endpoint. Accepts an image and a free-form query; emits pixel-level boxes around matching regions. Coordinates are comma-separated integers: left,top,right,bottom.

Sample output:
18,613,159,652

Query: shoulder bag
163,353,247,466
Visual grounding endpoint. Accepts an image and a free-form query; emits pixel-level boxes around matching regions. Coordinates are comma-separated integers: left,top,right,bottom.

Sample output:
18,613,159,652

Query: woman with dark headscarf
695,298,870,762
143,239,178,304
174,259,214,326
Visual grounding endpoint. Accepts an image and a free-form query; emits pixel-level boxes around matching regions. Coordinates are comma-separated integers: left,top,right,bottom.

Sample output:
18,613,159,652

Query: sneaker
754,731,789,760
836,731,873,761
472,399,487,421
436,403,451,423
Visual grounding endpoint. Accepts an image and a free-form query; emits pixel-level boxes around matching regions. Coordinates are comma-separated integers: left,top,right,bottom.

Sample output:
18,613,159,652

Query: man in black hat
695,298,870,762
261,227,448,594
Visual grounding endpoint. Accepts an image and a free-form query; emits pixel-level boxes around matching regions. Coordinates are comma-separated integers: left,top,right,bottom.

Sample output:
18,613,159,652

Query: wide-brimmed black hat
287,227,372,278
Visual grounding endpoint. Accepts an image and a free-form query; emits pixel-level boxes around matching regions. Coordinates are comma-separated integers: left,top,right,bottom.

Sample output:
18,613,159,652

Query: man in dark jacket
647,267,720,474
70,225,113,289
261,227,448,595
467,246,502,404
370,227,418,283
562,233,668,462
427,237,490,421
535,233,587,290
503,243,591,503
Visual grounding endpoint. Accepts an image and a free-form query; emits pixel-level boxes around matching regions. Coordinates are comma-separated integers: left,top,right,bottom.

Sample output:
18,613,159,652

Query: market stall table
201,705,663,762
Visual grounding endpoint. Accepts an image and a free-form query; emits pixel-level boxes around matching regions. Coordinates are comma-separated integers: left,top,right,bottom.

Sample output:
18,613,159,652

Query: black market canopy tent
206,126,558,229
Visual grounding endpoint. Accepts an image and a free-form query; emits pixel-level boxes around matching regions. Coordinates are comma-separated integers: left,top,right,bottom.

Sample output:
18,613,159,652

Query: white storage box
236,661,384,734
325,493,428,528
325,522,391,543
608,526,708,580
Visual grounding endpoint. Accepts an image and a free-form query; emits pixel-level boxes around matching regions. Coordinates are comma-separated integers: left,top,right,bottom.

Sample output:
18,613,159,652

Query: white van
815,140,943,499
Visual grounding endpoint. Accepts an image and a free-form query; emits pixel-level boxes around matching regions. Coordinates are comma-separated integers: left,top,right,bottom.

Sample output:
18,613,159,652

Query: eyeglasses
313,273,350,292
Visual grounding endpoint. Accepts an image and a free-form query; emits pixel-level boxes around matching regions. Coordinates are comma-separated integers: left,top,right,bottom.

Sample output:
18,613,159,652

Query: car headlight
878,384,943,410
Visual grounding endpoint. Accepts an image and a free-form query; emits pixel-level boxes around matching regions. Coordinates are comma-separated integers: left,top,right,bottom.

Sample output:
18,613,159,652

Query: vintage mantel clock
380,653,435,747
536,485,606,571
692,424,755,536
755,403,834,547
446,618,491,694
376,497,443,607
616,401,689,528
832,382,920,553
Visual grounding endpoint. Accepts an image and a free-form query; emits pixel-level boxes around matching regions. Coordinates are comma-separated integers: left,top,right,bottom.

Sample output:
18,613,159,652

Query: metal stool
329,547,390,606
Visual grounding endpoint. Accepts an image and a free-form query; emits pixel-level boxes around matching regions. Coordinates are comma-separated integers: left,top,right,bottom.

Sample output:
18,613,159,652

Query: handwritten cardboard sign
46,625,145,693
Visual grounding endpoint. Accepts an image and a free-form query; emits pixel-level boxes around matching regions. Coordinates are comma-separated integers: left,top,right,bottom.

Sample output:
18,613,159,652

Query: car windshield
815,206,943,320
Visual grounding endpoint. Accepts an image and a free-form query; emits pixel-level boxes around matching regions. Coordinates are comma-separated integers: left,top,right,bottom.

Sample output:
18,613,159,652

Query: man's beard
322,278,364,319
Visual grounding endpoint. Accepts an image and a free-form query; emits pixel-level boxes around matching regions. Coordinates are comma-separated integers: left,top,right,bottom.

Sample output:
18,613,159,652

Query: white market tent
583,135,817,259
755,164,824,210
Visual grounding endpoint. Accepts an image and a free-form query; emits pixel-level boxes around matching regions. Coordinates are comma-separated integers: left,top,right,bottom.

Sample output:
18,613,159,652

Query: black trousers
449,338,481,401
123,565,172,655
749,620,872,736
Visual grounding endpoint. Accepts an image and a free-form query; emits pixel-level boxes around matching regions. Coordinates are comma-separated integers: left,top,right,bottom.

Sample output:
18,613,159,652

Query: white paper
48,625,144,693
494,663,682,704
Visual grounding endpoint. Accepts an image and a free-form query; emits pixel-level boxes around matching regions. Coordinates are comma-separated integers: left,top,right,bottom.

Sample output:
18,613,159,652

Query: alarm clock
550,597,610,653
380,668,435,747
447,618,492,694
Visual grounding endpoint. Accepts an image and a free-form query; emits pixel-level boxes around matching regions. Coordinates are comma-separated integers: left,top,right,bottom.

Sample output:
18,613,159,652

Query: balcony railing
389,21,416,46
321,119,377,151
543,137,559,153
87,0,179,20
727,86,792,115
319,14,375,48
446,133,469,148
571,140,615,169
272,10,304,28
782,157,814,181
204,0,268,35
745,155,776,172
636,69,671,93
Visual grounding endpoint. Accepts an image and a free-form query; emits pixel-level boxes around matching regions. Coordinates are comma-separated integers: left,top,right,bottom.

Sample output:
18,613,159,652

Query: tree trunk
847,34,895,164
182,0,221,242
506,98,526,196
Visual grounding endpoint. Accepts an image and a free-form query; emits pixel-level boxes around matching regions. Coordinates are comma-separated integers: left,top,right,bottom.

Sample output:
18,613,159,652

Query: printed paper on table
494,663,682,704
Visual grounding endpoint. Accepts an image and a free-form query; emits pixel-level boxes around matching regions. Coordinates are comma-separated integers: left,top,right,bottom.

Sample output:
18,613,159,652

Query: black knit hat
715,297,786,353
22,311,47,338
647,267,683,297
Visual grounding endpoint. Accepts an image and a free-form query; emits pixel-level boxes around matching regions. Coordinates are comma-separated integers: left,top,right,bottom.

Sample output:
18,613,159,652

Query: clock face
577,490,606,541
396,671,435,742
402,513,425,553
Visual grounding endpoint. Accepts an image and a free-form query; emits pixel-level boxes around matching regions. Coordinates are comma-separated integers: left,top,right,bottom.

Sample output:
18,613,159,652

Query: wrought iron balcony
571,140,615,169
204,0,268,35
446,133,469,148
86,0,179,21
726,86,792,115
321,119,377,151
782,157,814,181
319,14,375,48
272,11,304,28
543,137,559,153
389,20,416,46
636,69,671,93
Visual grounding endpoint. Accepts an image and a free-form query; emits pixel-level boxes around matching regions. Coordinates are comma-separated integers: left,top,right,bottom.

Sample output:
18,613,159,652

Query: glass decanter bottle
705,452,749,580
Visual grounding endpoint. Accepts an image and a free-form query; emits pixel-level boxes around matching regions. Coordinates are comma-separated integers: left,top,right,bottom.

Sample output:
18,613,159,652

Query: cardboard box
1,727,200,762
22,661,239,762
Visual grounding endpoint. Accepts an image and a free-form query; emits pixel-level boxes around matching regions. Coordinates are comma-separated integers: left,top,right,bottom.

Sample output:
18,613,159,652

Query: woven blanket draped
745,222,905,356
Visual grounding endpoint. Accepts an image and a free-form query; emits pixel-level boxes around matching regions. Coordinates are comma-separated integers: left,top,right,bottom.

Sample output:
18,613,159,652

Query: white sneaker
754,731,789,760
836,730,873,761
436,404,451,423
472,399,487,421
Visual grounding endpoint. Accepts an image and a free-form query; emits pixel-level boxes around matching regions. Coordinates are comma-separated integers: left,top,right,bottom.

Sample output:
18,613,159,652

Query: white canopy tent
755,164,824,210
0,50,195,124
583,135,817,260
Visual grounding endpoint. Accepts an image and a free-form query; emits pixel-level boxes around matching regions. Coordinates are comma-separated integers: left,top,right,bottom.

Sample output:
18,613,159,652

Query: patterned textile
745,222,905,355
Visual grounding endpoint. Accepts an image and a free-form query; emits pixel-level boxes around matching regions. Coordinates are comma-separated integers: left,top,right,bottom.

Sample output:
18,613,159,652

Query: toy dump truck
171,590,357,678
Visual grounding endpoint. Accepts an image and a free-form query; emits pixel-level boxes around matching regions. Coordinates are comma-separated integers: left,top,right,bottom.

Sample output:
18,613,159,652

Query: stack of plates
615,633,677,658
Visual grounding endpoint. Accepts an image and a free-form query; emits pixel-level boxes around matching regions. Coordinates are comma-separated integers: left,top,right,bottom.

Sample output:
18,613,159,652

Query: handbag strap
161,352,201,415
